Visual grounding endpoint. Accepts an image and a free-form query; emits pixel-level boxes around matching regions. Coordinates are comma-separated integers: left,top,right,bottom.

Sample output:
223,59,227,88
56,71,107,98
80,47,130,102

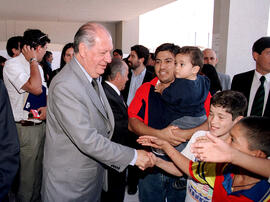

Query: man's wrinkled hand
135,150,155,170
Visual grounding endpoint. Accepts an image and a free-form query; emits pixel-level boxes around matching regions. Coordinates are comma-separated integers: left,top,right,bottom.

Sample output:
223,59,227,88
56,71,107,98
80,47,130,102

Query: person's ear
140,57,145,65
215,58,219,65
12,48,18,55
253,150,267,158
252,52,258,61
115,72,121,81
36,45,41,53
232,116,243,125
78,43,87,58
192,65,200,74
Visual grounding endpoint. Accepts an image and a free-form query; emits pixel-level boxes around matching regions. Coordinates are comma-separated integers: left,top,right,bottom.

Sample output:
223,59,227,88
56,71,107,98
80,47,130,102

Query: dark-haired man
113,49,123,59
122,45,154,106
128,43,212,202
3,29,50,202
231,36,270,117
6,36,23,58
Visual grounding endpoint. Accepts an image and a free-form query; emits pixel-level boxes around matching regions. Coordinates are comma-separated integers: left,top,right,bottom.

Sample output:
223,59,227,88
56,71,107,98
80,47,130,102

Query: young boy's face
175,54,197,80
208,105,238,139
228,124,254,156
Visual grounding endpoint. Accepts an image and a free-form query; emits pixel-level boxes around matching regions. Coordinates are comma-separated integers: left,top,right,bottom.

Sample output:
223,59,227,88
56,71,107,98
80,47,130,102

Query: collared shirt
75,57,137,165
247,71,270,116
74,57,94,84
127,68,146,106
105,80,120,96
3,54,47,122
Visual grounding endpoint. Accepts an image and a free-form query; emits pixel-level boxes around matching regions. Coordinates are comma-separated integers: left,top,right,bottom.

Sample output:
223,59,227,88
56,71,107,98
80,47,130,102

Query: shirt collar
105,80,120,95
255,70,270,82
131,67,146,77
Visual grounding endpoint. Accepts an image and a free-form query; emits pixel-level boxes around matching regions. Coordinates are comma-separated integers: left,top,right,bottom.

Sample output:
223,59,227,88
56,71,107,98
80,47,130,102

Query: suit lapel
245,70,255,103
70,59,111,121
104,82,127,110
263,88,270,117
98,81,115,137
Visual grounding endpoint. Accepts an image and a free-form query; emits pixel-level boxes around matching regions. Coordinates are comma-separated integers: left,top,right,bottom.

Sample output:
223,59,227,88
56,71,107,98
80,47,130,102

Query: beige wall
0,20,117,51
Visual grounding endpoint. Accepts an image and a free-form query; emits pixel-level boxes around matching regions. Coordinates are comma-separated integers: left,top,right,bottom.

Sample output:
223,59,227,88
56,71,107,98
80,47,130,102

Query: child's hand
137,136,169,150
191,132,233,162
155,83,166,94
149,152,157,166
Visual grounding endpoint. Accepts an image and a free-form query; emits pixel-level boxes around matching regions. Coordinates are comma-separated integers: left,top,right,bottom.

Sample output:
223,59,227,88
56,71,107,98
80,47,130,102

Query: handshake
134,136,169,170
135,150,156,170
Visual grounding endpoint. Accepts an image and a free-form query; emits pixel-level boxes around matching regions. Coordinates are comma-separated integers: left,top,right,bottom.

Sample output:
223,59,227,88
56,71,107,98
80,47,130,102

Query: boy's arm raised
191,132,270,178
138,136,191,176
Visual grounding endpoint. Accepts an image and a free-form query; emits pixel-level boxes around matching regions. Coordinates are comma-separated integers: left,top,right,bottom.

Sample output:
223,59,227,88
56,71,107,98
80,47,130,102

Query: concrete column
212,0,270,77
116,17,139,55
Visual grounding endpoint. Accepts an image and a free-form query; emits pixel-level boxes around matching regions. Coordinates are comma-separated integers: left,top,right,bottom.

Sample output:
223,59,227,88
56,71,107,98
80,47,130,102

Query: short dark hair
154,43,180,59
113,49,123,56
210,90,247,120
60,43,74,69
238,116,270,156
131,45,149,66
252,37,270,54
149,52,155,60
21,29,50,49
0,55,7,64
44,51,52,59
179,46,204,69
6,36,23,57
201,64,222,95
103,58,127,81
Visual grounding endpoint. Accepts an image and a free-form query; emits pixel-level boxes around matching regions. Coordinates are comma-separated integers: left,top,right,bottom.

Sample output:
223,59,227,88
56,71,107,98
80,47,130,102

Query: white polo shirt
3,54,47,122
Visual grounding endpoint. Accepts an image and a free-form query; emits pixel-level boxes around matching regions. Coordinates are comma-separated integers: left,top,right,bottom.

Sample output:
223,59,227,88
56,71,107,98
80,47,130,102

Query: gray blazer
41,58,135,202
217,72,231,90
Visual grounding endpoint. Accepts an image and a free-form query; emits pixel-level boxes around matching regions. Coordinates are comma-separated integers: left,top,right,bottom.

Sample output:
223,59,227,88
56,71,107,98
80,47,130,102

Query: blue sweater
162,75,210,126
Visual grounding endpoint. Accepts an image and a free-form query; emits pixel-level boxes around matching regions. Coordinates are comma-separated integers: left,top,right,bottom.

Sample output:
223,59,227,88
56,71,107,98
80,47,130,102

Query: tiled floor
124,187,139,202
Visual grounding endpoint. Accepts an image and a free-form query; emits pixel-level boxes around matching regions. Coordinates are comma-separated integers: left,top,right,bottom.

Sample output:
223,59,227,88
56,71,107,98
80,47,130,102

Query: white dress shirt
247,71,270,116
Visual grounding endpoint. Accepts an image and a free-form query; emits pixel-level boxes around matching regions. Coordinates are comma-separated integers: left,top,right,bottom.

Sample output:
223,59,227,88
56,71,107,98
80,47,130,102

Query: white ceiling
0,0,176,22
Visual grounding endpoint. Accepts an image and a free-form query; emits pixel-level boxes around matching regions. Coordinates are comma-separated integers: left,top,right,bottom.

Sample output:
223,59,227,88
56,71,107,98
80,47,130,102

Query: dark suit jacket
0,80,20,201
102,82,129,146
121,68,154,102
101,82,129,202
231,70,270,117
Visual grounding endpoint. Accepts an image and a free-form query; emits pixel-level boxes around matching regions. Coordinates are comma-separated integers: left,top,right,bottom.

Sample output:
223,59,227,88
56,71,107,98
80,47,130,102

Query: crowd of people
0,22,269,202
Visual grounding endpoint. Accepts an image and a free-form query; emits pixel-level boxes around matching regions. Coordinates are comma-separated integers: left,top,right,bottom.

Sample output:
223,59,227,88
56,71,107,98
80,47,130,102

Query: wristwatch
29,57,37,64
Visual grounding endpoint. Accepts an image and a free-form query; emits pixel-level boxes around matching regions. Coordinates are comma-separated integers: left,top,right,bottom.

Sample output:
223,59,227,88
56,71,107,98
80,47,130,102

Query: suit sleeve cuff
129,149,137,166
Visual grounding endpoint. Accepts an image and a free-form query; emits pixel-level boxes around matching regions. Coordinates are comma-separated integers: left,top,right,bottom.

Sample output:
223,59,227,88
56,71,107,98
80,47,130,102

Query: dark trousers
101,169,127,202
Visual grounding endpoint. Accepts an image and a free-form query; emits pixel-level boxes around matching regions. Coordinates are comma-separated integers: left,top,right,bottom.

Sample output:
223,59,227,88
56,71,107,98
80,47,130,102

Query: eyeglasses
37,34,48,42
31,34,48,46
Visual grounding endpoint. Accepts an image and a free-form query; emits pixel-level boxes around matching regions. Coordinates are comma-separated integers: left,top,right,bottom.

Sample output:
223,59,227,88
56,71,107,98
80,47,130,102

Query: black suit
120,68,154,194
101,82,129,202
231,70,270,117
0,80,20,201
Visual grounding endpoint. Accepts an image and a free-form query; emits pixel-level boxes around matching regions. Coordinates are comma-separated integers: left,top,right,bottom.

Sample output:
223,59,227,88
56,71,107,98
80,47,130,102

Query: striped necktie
250,76,266,116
